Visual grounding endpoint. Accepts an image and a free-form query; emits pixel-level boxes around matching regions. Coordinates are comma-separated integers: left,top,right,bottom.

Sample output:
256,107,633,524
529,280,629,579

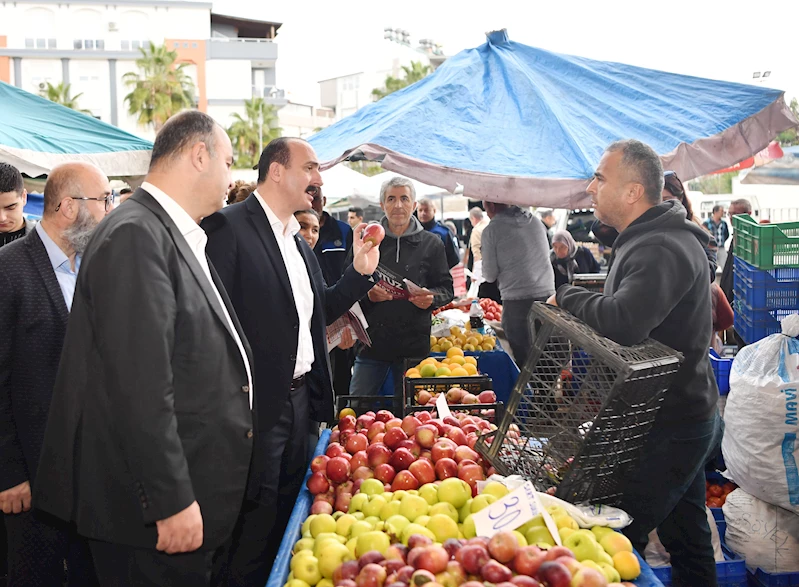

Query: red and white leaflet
326,303,371,352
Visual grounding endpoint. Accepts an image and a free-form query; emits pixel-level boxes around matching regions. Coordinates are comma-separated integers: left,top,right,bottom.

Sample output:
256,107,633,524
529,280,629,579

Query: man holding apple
548,139,721,586
349,176,454,399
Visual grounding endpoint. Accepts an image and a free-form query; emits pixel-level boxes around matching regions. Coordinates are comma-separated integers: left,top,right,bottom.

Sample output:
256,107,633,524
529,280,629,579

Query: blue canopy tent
0,81,152,179
309,30,798,208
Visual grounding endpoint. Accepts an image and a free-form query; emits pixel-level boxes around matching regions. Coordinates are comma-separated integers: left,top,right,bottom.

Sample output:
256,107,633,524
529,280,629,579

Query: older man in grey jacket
482,202,554,364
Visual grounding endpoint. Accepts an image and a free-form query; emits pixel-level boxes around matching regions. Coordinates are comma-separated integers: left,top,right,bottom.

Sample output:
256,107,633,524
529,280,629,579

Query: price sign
472,481,563,545
436,393,452,419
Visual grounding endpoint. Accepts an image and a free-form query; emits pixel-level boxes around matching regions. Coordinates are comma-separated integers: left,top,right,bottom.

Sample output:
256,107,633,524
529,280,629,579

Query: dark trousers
5,509,98,587
502,296,548,366
620,411,722,587
213,383,310,587
330,347,354,397
89,539,221,587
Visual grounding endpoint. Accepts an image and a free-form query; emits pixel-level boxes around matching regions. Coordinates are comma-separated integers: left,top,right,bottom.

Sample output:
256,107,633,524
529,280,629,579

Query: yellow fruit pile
431,326,497,353
406,348,479,378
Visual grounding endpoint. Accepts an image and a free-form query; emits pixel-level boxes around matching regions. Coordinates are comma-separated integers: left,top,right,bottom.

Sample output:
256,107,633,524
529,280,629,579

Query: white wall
69,59,110,119
19,58,61,94
206,59,252,100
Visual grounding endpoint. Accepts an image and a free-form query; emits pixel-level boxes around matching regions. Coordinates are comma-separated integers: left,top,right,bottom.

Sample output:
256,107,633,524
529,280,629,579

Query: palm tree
227,98,282,169
123,42,196,131
39,82,92,113
372,61,432,100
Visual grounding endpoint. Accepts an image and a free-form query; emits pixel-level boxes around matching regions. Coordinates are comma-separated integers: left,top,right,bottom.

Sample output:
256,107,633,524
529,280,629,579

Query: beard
63,203,100,255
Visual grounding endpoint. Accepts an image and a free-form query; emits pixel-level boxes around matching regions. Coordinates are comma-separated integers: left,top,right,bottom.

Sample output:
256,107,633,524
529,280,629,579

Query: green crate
732,214,799,269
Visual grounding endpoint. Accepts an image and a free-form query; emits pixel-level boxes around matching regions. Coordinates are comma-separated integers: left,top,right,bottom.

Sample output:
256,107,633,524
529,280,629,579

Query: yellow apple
600,532,633,556
612,551,641,580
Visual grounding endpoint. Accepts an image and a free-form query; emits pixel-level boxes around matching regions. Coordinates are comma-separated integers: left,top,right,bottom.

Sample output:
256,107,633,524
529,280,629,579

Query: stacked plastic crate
731,215,799,344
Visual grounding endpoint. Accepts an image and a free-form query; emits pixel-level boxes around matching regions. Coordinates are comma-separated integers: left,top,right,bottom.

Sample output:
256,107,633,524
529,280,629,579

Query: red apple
335,492,353,512
357,414,376,430
416,411,433,423
510,576,542,587
335,560,361,583
402,415,422,436
454,445,480,463
408,534,434,549
409,569,435,587
389,447,415,471
396,566,414,584
384,426,409,450
352,466,375,481
385,418,403,431
310,454,330,473
535,561,571,587
457,544,490,575
386,545,409,563
391,470,420,491
435,458,458,480
555,556,582,576
346,433,369,454
316,491,335,506
442,539,463,559
330,429,341,443
367,443,392,467
367,421,386,441
461,424,479,435
310,500,333,514
481,560,513,583
417,390,432,405
326,442,345,458
462,394,478,404
431,439,457,462
458,464,485,489
306,471,329,494
340,415,357,431
415,545,449,574
359,551,386,569
446,388,466,404
326,456,351,484
457,459,478,470
357,563,387,587
363,223,385,246
478,390,497,404
543,546,575,562
428,419,447,435
336,480,355,496
415,424,439,448
408,459,436,485
570,567,607,587
488,531,519,563
374,463,396,484
381,559,404,574
466,434,479,450
350,450,369,471
371,432,385,445
446,427,468,446
375,410,394,423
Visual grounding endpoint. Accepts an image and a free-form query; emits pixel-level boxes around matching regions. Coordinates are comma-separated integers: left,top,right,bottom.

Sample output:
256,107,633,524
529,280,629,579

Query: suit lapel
132,189,238,343
25,229,69,325
209,261,254,368
244,195,294,302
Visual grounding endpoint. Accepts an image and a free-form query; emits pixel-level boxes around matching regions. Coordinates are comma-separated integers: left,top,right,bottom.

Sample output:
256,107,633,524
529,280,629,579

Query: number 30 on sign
473,481,548,539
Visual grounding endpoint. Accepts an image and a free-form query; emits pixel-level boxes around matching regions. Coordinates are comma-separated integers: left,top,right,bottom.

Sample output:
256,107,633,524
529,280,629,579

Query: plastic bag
723,488,799,573
644,506,724,567
722,314,799,513
476,474,633,529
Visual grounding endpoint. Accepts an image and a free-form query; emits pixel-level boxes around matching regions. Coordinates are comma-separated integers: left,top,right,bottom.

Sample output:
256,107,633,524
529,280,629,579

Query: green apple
301,515,317,536
458,499,473,523
294,537,314,553
317,579,334,587
470,494,497,514
356,531,391,557
309,515,337,538
564,532,601,562
349,520,373,538
438,478,471,509
352,512,365,520
313,536,341,558
318,542,352,578
553,514,579,530
401,523,436,545
399,494,429,522
415,515,430,527
349,493,369,513
392,490,408,502
419,483,440,506
546,505,568,517
481,481,510,499
360,478,385,496
406,490,419,496
598,549,614,566
292,554,321,585
362,496,387,518
429,501,459,523
382,491,393,501
462,515,476,539
581,560,604,573
332,511,344,520
363,516,380,528
335,514,357,538
385,514,411,536
599,532,633,556
374,521,385,532
573,529,598,543
380,500,402,521
427,513,459,542
512,530,528,547
599,561,621,583
525,526,554,547
518,514,547,534
345,537,357,558
290,550,315,570
559,527,576,541
591,525,615,542
285,579,311,587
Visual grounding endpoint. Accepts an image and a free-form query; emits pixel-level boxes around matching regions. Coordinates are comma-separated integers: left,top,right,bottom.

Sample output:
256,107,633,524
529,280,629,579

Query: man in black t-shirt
0,163,33,248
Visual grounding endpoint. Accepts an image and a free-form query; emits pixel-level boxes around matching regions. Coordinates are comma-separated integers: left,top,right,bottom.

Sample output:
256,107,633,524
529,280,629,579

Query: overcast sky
214,0,798,108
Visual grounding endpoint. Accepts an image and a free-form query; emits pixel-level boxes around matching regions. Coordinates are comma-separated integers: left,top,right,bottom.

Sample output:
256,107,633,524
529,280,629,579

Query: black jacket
202,195,375,495
358,217,454,362
557,200,718,423
34,190,254,549
315,212,353,284
552,246,601,289
421,218,460,269
0,228,69,492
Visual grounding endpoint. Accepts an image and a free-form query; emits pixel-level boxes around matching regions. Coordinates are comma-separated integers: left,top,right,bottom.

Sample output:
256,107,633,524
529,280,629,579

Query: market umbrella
0,81,152,178
309,30,798,209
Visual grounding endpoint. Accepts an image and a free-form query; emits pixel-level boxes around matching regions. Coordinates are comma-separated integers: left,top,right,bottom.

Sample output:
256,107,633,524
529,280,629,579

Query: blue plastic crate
748,567,799,586
709,349,732,395
733,304,796,344
733,257,799,311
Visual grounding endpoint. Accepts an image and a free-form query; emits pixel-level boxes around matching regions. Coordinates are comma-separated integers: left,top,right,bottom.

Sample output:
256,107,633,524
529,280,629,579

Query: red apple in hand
363,223,385,246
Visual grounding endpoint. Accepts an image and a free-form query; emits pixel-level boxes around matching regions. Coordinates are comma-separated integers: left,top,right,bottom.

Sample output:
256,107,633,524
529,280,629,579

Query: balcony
208,37,277,62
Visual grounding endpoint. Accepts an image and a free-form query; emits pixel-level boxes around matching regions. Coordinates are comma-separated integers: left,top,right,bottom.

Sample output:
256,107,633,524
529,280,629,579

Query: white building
319,28,446,120
0,0,324,141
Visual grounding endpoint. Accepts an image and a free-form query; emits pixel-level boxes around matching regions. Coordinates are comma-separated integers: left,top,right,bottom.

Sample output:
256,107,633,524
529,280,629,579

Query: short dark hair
149,110,218,172
606,139,664,205
712,204,724,214
730,198,752,215
0,163,24,195
255,137,307,183
348,207,364,217
119,187,133,195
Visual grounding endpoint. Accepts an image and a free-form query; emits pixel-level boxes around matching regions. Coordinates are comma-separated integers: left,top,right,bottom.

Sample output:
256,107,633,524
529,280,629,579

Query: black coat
552,246,601,289
202,194,375,495
33,190,254,550
0,228,69,492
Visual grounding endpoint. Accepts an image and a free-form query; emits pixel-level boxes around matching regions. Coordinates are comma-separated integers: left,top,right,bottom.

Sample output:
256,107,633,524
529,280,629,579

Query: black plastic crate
475,303,683,507
335,394,402,417
572,273,607,294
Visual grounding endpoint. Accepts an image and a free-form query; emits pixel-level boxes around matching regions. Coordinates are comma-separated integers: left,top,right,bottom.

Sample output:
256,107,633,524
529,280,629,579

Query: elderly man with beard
0,162,111,586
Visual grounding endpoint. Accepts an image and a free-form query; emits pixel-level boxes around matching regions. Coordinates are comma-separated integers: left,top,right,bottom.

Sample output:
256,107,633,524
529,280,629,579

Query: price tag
472,481,563,545
534,491,563,547
436,393,452,419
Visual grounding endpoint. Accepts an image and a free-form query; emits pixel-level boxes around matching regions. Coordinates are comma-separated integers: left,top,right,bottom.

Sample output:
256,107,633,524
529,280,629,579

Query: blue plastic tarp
310,30,797,209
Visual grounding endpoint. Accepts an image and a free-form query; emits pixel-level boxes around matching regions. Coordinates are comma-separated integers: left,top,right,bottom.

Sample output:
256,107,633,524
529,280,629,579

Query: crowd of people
0,116,740,586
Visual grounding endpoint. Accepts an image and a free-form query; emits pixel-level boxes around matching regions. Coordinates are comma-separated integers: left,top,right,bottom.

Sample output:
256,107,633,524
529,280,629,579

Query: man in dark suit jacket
0,161,112,586
34,111,255,587
203,137,380,587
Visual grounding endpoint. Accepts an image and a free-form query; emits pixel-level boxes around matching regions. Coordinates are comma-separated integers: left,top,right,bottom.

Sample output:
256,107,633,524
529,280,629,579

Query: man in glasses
0,161,111,586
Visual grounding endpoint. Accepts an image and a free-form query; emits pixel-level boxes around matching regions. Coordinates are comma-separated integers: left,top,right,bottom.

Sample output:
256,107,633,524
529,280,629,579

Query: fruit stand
266,419,667,587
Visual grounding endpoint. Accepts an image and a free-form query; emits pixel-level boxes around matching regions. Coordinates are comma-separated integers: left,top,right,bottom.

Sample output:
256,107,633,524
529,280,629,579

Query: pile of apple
307,409,499,513
413,387,497,408
705,480,736,508
477,298,503,322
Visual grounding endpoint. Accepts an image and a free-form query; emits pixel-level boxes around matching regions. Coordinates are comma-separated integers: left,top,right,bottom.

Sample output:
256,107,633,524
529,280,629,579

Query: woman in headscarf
550,229,601,289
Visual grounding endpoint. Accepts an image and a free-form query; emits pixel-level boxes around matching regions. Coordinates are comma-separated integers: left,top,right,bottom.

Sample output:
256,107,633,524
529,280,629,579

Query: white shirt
253,190,315,379
142,182,253,408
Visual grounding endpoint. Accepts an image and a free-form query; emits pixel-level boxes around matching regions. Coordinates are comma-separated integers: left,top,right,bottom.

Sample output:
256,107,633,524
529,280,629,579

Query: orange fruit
450,367,469,377
464,356,477,366
463,363,478,376
405,368,421,378
449,355,466,366
446,347,465,358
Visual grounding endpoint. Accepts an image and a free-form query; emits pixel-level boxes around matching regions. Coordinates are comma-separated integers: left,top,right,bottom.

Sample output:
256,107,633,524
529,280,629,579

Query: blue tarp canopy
310,30,798,208
0,81,152,178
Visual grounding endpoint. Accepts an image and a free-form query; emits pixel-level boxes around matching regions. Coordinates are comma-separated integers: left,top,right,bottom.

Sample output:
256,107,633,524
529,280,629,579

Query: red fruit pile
415,387,497,409
307,410,498,512
706,480,737,508
478,298,502,322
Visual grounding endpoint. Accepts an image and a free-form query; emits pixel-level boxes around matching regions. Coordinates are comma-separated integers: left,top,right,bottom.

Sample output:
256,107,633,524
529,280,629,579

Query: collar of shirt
35,222,78,274
253,189,301,238
142,182,207,250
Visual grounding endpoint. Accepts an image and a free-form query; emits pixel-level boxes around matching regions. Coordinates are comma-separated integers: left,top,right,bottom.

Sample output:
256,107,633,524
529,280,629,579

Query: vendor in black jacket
549,139,721,586
350,176,454,400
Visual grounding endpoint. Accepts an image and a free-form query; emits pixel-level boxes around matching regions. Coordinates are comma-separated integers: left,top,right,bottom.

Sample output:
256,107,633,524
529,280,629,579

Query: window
191,42,197,48
48,39,56,48
25,39,33,48
73,39,104,50
36,39,45,48
74,40,82,49
96,40,105,50
121,40,129,50
132,40,142,50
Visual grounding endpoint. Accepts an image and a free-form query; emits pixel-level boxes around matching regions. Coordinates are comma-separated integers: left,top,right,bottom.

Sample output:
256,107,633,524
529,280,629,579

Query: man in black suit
33,111,255,586
0,161,112,586
203,137,380,587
